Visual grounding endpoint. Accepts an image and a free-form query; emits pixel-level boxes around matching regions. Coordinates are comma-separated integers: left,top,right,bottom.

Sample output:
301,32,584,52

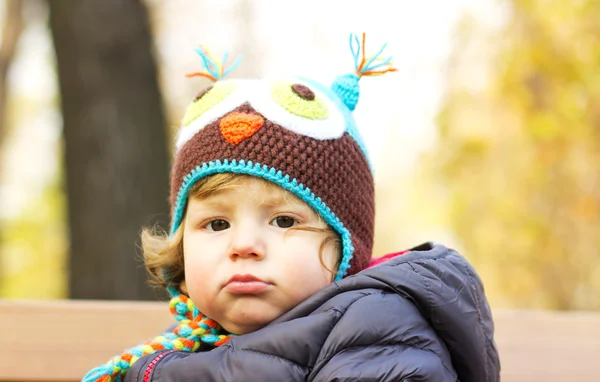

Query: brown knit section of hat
171,103,374,276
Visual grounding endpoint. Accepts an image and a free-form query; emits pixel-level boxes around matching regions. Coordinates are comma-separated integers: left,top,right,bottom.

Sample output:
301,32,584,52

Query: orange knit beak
219,112,265,145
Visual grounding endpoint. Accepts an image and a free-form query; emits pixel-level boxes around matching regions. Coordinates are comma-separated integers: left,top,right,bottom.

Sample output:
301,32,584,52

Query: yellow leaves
527,112,562,140
0,181,67,299
433,0,600,311
572,195,599,220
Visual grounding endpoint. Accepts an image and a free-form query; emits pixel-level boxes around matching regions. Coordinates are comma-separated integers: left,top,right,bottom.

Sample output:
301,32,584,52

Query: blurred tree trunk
0,0,24,285
48,0,170,300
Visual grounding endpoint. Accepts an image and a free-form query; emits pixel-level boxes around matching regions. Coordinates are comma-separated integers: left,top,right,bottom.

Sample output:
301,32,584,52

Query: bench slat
1,300,599,381
494,309,600,382
0,300,173,382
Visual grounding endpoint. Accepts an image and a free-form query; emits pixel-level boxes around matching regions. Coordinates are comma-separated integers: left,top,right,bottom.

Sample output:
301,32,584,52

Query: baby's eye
271,216,296,228
206,219,230,232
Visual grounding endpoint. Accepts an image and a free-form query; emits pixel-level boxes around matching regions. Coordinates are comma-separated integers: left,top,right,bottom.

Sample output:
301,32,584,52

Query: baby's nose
219,112,265,145
229,229,266,261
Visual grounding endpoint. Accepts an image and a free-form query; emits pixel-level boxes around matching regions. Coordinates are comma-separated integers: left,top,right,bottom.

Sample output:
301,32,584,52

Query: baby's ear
180,280,189,295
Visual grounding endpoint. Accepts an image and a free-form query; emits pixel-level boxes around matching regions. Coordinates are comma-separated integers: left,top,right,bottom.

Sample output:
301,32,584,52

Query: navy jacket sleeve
125,347,308,382
310,293,457,381
312,347,455,381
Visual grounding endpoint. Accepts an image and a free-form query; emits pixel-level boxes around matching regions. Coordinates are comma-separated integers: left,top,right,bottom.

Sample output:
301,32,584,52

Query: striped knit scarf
82,294,232,382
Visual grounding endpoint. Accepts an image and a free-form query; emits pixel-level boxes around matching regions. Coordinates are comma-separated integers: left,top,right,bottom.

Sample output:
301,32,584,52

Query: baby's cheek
184,263,215,305
186,266,211,289
281,255,331,295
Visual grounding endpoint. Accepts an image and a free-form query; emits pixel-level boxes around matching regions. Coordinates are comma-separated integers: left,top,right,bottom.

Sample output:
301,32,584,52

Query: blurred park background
0,0,598,311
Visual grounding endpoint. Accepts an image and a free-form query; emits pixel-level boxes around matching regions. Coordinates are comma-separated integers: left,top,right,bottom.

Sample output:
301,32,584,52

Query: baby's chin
217,300,289,335
220,320,266,335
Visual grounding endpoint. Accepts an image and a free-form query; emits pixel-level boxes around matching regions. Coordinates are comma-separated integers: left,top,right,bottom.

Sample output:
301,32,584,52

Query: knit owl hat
84,33,396,382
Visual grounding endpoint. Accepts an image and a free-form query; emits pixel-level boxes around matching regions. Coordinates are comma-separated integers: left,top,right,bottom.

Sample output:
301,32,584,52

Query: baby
84,34,500,381
147,173,341,336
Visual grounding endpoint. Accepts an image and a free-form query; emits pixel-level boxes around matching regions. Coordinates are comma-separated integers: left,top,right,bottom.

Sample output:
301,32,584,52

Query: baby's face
182,178,338,334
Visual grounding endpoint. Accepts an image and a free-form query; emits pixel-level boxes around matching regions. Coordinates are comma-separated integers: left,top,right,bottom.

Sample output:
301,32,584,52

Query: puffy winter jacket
125,242,500,381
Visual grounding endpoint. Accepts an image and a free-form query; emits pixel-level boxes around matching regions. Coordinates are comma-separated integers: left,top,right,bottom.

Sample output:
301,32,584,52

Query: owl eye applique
194,85,213,101
271,81,329,120
181,81,237,126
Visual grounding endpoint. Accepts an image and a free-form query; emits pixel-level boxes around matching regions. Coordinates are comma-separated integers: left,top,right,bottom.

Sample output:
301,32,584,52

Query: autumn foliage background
0,0,598,311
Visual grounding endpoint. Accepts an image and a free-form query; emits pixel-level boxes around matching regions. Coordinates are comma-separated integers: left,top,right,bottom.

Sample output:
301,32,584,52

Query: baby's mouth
224,274,272,295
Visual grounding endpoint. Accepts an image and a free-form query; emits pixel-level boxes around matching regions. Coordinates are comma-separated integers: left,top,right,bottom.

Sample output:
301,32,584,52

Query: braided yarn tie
82,294,233,382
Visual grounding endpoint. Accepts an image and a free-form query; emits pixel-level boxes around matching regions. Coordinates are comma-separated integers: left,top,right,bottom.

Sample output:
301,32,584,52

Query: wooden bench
1,300,599,381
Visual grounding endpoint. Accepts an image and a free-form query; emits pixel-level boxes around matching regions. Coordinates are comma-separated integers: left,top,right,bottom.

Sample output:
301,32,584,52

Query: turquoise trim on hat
170,159,355,287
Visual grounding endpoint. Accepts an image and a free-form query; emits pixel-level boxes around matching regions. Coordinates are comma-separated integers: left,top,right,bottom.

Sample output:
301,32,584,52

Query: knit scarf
82,294,232,382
